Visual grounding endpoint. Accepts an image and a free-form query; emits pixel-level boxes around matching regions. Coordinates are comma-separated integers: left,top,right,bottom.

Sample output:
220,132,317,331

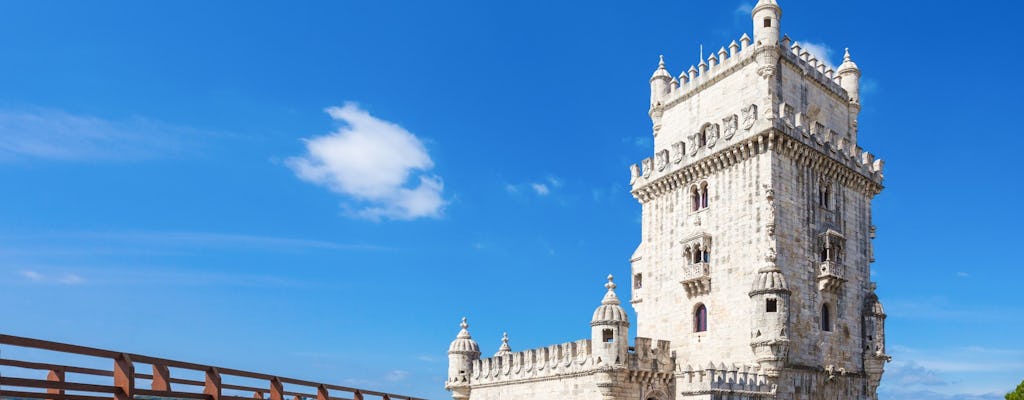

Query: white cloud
20,270,44,281
286,103,445,221
384,370,409,382
956,271,969,278
508,176,563,197
0,108,195,161
735,2,754,15
17,270,84,285
797,41,836,69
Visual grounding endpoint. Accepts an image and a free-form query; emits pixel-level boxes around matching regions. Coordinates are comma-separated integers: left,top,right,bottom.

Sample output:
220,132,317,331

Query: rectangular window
766,299,778,313
764,18,771,28
634,273,643,289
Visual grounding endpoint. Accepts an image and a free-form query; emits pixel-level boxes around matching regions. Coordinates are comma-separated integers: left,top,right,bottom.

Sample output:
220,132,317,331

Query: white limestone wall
467,373,644,400
771,152,873,372
777,57,857,147
632,150,773,367
654,59,768,163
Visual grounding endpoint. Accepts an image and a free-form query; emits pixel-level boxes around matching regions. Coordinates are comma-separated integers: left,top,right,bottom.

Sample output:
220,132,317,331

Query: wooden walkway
0,334,425,400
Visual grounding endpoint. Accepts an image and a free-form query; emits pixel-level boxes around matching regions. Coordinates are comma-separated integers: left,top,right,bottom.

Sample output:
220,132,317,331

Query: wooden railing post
46,369,65,400
113,353,134,400
253,392,265,399
353,390,363,400
152,364,171,391
204,367,222,400
316,385,329,400
269,377,284,400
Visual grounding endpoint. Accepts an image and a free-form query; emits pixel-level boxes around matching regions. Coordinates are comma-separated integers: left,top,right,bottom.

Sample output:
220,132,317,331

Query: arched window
821,304,831,331
700,182,709,208
602,329,614,342
694,304,708,332
690,186,700,211
819,181,832,209
702,249,710,263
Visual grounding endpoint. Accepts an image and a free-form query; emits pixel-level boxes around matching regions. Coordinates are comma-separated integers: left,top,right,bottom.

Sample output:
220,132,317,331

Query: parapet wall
469,337,672,386
675,362,775,396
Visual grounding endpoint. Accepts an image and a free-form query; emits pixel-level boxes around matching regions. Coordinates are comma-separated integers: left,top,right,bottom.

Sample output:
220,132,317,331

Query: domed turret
752,0,782,47
837,48,861,103
446,317,480,399
591,275,630,365
748,250,791,377
650,55,672,107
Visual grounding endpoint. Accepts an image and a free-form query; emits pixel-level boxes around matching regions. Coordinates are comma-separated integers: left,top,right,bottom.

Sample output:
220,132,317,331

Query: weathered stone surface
446,1,889,398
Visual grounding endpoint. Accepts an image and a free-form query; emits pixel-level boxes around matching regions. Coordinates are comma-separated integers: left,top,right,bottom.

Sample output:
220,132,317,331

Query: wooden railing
0,334,426,400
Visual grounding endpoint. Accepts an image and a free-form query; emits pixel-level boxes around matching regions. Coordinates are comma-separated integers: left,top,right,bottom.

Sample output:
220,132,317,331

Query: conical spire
601,274,620,305
494,332,512,356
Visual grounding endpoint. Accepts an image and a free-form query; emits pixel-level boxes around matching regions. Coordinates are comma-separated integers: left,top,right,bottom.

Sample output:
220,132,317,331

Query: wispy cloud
956,271,969,278
507,176,563,197
286,102,445,221
796,41,836,69
384,370,409,382
3,230,389,253
734,2,754,15
0,108,200,162
17,270,85,285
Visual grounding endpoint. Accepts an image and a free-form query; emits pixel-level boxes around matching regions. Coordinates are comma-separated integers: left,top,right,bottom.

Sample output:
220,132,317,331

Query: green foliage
1007,378,1024,400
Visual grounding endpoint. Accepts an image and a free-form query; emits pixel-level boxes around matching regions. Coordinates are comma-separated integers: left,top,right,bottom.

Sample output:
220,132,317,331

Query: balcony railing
817,261,846,292
680,263,711,297
0,334,424,400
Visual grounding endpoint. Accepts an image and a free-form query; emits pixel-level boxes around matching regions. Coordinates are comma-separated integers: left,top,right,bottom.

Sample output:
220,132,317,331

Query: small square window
764,18,772,28
766,299,778,313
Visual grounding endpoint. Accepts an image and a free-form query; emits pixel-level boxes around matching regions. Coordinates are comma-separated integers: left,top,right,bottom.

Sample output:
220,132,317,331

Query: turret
863,287,891,399
649,55,672,107
748,249,790,377
591,275,630,365
446,317,480,400
752,0,782,47
494,332,512,357
837,48,861,103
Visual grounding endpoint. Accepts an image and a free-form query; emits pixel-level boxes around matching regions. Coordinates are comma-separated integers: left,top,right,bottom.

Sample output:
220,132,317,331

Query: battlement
468,337,672,386
675,362,775,396
780,39,850,101
655,33,756,110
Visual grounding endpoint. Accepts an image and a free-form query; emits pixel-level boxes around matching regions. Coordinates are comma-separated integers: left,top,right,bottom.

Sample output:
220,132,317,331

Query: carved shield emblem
671,142,684,164
629,163,640,185
723,115,738,140
704,123,720,148
741,104,757,130
688,134,699,156
656,150,668,171
642,157,653,178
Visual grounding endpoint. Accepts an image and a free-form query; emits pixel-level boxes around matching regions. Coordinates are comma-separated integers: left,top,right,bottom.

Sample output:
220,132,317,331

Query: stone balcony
817,261,846,292
681,263,711,297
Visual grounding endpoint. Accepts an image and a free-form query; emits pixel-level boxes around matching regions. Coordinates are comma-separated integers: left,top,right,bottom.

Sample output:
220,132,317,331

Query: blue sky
0,1,1022,399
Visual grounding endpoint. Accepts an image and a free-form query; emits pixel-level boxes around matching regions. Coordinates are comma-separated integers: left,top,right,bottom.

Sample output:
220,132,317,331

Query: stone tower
447,1,890,399
629,0,890,397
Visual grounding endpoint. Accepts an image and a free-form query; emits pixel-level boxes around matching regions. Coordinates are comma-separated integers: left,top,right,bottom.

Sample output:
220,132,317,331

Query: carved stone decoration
655,150,668,172
704,123,720,148
629,164,640,185
641,157,653,178
722,115,738,140
687,134,699,156
671,142,684,164
764,185,776,237
742,104,758,130
783,104,796,127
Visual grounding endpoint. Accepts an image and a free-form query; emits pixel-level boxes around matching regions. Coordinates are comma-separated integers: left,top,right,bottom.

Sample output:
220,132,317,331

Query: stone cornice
631,127,883,204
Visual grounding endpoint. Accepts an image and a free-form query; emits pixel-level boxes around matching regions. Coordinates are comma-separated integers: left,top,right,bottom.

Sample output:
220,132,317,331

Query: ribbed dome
448,317,481,355
650,55,672,81
750,250,790,295
591,275,630,326
752,0,781,16
865,294,886,317
837,48,860,75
